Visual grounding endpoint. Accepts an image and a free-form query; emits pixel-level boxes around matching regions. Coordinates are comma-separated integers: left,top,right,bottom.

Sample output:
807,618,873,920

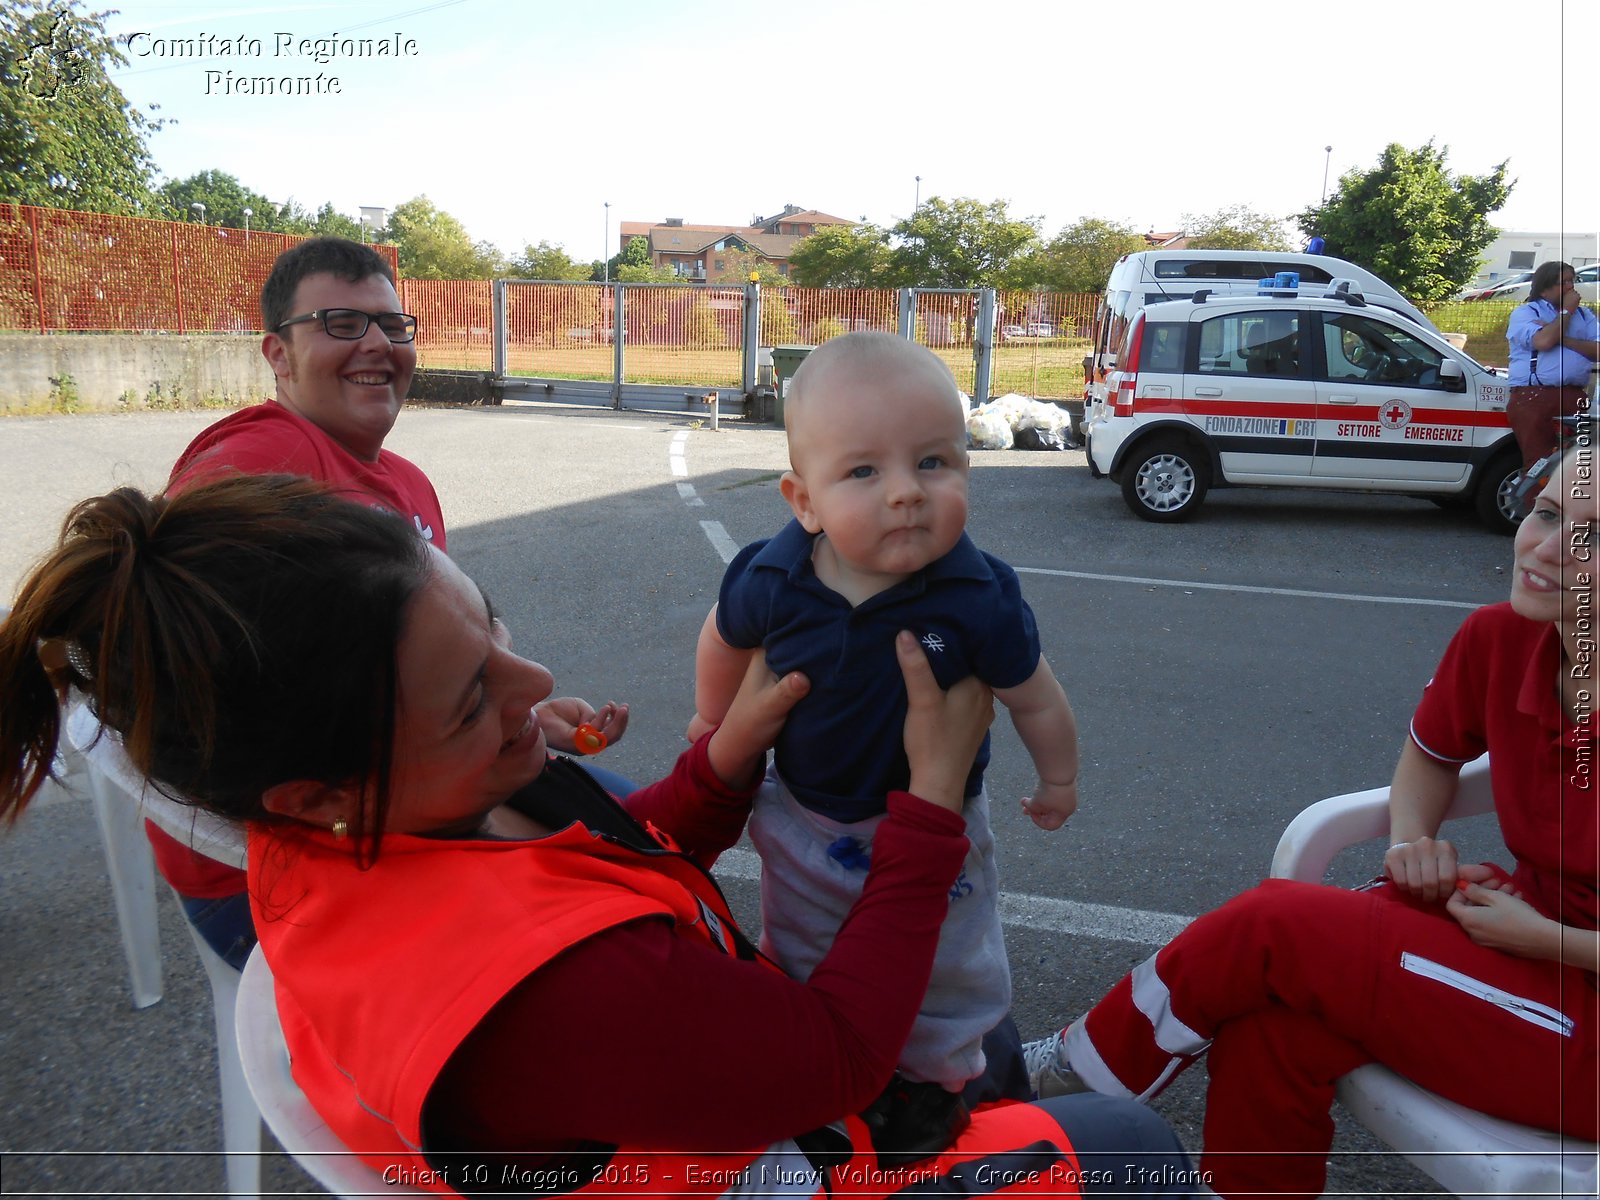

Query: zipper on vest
1400,952,1574,1036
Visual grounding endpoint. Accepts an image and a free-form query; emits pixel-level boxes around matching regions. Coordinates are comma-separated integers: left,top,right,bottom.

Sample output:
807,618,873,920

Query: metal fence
496,282,749,388
401,279,493,371
0,205,1522,385
0,204,396,334
482,282,1102,402
1425,299,1521,368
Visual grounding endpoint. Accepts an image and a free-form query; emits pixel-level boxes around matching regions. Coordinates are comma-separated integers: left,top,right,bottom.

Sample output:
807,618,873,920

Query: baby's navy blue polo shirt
717,519,1041,822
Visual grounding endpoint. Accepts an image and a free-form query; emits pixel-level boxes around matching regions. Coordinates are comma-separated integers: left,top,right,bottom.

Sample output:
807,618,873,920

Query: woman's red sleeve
618,733,759,864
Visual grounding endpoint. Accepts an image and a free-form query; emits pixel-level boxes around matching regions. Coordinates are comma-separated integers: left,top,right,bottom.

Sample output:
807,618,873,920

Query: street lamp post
914,175,921,212
1321,145,1333,205
190,202,205,224
603,201,611,285
241,207,252,239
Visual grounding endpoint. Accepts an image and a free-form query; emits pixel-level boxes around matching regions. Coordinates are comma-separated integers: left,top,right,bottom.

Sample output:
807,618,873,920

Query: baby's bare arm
994,656,1079,830
689,605,756,741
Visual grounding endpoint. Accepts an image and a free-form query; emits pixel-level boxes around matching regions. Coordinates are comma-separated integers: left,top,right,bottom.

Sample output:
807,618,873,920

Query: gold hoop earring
331,818,349,840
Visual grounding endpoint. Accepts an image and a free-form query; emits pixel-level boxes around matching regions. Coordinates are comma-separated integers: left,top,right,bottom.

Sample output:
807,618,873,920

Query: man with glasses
168,236,442,543
1506,260,1600,474
154,237,630,966
152,238,629,967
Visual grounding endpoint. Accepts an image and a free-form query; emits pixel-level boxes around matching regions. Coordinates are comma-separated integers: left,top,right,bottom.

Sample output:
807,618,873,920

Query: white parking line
1016,567,1485,610
713,849,1190,946
700,520,741,565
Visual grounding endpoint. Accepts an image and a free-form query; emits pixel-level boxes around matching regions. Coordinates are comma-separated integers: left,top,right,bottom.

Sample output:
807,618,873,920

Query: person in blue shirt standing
1506,260,1600,472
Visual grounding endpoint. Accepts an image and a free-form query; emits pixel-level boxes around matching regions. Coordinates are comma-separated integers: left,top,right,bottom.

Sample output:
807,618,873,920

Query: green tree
1008,217,1146,292
889,197,1041,288
381,195,496,279
1,1,163,213
511,240,590,280
597,234,654,282
158,170,284,230
1181,204,1293,251
788,223,893,287
274,199,367,241
1297,141,1512,304
309,202,364,241
710,244,785,286
615,261,680,283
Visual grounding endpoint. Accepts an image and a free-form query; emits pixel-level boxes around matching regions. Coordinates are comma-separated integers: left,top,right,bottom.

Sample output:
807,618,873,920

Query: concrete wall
0,334,274,413
0,335,501,413
410,369,502,406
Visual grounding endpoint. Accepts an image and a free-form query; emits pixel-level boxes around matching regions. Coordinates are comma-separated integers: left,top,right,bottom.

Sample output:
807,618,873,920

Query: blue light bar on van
1257,271,1300,297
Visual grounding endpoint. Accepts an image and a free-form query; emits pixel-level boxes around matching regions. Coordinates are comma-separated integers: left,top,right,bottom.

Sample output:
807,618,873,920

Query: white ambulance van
1082,278,1521,531
1084,250,1440,409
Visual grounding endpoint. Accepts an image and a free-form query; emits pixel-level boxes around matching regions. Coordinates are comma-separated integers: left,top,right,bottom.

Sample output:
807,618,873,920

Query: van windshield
1152,260,1334,284
1098,288,1134,362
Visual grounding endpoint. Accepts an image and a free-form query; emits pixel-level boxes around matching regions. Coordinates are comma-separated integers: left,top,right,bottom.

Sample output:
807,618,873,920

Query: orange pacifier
574,723,609,755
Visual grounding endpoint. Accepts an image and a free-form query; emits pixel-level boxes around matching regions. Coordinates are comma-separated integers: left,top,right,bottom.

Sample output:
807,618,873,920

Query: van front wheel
1473,449,1524,534
1120,437,1210,522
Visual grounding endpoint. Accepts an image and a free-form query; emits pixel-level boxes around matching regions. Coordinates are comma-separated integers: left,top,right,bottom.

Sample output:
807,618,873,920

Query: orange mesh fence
991,291,1097,401
764,287,899,346
502,281,614,380
619,285,743,387
502,282,745,387
0,203,397,334
403,279,493,371
0,212,1109,403
764,287,1099,401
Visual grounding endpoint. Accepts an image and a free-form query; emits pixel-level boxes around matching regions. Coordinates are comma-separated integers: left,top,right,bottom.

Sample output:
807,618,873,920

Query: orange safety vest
249,771,1083,1199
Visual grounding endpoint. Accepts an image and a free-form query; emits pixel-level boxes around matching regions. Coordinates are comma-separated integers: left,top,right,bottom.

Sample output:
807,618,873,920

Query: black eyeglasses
275,308,418,343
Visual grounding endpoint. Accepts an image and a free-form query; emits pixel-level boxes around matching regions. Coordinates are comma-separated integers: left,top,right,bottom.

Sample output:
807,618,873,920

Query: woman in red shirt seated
0,474,1197,1200
1026,446,1599,1200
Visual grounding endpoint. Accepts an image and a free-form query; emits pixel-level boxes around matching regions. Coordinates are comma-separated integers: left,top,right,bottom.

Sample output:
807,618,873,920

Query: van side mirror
1439,359,1466,392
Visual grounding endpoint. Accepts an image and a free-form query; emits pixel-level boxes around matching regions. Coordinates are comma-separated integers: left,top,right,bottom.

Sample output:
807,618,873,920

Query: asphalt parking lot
0,402,1512,1196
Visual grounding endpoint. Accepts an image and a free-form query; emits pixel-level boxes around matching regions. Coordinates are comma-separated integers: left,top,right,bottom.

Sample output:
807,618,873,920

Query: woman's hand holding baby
898,631,995,814
707,653,809,789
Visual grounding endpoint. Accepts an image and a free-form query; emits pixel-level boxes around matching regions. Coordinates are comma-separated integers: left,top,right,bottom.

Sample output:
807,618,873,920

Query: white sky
106,0,1598,261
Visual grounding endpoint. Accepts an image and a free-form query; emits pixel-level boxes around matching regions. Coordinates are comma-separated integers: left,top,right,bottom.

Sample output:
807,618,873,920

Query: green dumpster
769,344,816,427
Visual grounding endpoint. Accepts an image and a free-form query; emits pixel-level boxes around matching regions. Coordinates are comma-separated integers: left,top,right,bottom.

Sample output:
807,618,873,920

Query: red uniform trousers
1506,384,1590,473
1065,879,1597,1200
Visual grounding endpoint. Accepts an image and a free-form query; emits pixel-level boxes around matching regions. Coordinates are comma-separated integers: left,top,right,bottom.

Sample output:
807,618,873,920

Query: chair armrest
1269,754,1493,884
1270,787,1392,883
1443,754,1494,820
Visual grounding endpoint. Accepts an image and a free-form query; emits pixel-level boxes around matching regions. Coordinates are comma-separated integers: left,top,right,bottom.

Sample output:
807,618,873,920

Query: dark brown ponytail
0,475,430,863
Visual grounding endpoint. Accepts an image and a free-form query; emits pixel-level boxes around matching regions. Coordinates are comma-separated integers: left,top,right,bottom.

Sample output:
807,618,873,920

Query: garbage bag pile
964,393,1079,451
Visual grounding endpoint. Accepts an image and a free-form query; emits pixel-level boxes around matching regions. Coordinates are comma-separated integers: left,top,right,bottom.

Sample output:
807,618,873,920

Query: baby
690,331,1078,1147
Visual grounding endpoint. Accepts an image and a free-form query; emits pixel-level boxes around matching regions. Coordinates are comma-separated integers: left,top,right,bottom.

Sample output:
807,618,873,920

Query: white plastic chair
63,702,262,1199
1271,754,1600,1198
236,947,427,1198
